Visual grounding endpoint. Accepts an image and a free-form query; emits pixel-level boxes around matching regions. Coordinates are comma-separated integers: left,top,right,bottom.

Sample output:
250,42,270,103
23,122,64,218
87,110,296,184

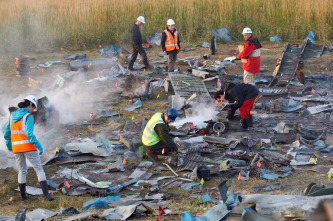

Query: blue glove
38,148,43,155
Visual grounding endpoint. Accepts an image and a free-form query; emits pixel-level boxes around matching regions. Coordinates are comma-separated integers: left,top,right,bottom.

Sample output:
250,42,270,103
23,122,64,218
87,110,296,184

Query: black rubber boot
19,183,29,201
247,116,253,127
40,181,55,201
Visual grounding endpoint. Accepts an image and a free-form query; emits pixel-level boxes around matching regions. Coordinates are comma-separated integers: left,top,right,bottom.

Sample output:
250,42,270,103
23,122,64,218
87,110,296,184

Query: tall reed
0,0,332,53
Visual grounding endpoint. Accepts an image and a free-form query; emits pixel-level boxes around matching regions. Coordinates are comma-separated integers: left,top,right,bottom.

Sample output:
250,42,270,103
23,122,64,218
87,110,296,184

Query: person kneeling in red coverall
214,83,260,129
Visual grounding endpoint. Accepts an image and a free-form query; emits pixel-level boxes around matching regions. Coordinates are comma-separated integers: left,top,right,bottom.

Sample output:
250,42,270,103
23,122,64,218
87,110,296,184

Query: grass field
0,0,332,53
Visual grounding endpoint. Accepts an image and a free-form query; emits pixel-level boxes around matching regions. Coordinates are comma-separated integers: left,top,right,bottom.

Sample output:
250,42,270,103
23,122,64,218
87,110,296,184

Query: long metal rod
163,163,179,177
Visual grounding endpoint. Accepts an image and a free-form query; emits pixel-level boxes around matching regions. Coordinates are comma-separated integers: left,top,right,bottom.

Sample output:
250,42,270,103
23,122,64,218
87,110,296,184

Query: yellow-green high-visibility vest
142,112,165,146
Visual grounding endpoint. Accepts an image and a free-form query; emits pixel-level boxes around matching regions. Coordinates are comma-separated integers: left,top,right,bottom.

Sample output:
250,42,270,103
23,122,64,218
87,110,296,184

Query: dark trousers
129,45,149,69
143,141,170,154
166,53,177,72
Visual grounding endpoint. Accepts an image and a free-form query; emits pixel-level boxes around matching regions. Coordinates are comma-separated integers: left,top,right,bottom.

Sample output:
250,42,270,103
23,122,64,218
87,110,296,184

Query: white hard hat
24,95,38,110
167,19,175,26
137,16,145,24
242,27,252,34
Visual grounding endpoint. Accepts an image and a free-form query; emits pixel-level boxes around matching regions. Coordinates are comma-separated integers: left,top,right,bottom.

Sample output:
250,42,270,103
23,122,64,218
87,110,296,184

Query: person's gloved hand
134,45,139,51
37,147,43,155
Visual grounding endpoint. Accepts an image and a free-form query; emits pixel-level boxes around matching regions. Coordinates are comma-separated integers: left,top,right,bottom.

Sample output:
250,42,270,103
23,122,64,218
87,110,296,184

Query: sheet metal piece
176,152,205,172
268,39,329,88
168,73,210,98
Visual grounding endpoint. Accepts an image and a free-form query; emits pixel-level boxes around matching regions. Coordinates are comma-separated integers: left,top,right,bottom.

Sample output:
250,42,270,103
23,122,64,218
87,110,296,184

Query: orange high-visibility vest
10,113,37,153
164,29,179,51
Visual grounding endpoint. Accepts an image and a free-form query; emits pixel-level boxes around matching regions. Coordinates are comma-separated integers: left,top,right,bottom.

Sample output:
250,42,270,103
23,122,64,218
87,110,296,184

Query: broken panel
168,73,210,98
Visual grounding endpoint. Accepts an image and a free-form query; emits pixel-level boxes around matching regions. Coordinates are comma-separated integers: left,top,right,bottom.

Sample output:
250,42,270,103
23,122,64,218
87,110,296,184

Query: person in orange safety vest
161,19,181,72
4,95,55,201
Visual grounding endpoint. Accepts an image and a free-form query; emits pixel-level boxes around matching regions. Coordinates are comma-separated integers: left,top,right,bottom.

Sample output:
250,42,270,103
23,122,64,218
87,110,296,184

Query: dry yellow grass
0,0,332,53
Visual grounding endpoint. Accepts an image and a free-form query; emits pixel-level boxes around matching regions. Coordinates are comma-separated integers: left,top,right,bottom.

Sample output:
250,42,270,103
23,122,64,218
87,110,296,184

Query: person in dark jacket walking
142,108,179,162
214,83,259,129
128,16,151,71
238,27,262,85
161,19,180,72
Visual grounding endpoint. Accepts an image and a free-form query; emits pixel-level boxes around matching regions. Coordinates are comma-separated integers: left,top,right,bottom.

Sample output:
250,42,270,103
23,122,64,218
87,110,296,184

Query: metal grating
168,73,210,98
176,152,205,172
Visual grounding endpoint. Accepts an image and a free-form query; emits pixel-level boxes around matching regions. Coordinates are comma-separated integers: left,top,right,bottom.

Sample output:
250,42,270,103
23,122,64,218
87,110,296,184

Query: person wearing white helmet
161,19,181,72
238,27,262,85
4,95,55,201
128,16,152,71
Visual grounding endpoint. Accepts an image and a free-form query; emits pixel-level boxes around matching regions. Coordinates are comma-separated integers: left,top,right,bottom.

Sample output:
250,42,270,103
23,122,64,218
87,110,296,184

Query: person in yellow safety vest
161,19,181,72
4,95,55,201
142,108,179,162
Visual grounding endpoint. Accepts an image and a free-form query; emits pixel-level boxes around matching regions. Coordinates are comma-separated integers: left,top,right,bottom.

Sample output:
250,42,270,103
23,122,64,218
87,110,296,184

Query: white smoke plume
171,101,219,128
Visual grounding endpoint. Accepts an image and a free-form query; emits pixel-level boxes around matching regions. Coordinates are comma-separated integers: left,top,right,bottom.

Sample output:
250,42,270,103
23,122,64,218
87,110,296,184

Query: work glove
37,147,43,155
227,110,235,120
134,45,139,51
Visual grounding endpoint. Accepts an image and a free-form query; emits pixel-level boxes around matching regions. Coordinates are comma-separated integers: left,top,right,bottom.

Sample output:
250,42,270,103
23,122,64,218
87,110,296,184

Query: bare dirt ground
0,41,332,220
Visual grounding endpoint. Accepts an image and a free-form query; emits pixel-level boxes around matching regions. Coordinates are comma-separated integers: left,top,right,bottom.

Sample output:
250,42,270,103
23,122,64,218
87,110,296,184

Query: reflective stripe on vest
10,113,37,153
142,112,165,146
249,49,261,57
164,30,179,51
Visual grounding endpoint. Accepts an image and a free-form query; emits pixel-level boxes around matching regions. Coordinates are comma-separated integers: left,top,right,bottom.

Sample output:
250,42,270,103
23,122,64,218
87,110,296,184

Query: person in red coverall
238,27,262,85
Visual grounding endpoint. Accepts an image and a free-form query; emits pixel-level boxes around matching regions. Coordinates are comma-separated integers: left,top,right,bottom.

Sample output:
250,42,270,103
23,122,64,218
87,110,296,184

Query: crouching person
4,95,55,201
142,108,179,162
214,83,259,129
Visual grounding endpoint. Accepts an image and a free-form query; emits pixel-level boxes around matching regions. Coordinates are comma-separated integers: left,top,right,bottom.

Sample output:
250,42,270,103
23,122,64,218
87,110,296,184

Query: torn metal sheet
180,182,201,190
307,104,333,115
108,178,140,193
252,183,282,193
15,186,56,195
96,111,120,119
266,98,303,113
70,58,115,71
123,100,142,111
129,168,151,179
197,42,210,48
40,147,57,165
75,172,109,188
64,142,108,157
0,154,16,169
272,122,292,134
146,33,162,45
212,27,233,43
294,165,332,175
241,194,333,215
289,95,327,102
192,69,208,79
203,76,220,93
241,208,272,221
26,208,58,221
100,205,137,220
196,203,230,221
258,87,288,96
203,136,237,146
98,44,122,56
64,212,97,221
260,168,291,180
168,73,210,98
